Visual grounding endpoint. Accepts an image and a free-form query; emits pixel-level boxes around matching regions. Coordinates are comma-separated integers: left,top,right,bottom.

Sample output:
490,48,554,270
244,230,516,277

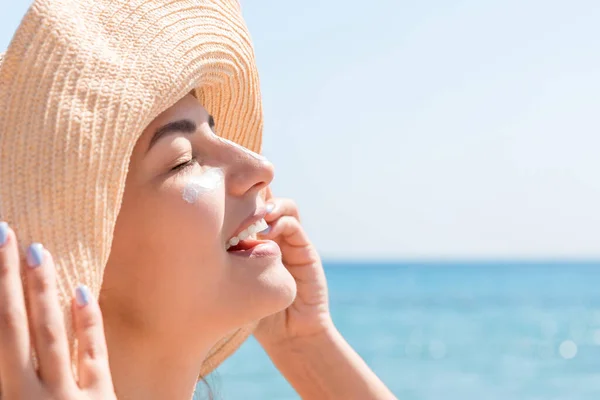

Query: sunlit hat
0,0,261,377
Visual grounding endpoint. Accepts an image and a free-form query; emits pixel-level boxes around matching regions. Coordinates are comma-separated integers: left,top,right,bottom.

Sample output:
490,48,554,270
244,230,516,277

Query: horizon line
321,258,600,265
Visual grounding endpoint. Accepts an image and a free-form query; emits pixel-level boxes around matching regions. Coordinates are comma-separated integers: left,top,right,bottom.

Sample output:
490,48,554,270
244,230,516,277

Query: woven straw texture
0,0,262,377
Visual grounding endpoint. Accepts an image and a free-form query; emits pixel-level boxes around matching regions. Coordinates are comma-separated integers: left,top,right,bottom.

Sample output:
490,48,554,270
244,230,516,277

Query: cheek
155,180,225,264
106,175,229,333
181,168,224,204
116,175,226,279
150,179,228,320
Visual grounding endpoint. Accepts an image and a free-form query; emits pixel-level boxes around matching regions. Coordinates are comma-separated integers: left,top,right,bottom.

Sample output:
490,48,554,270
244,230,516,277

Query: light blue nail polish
260,225,271,234
26,243,44,268
75,285,91,307
266,203,275,214
0,222,8,247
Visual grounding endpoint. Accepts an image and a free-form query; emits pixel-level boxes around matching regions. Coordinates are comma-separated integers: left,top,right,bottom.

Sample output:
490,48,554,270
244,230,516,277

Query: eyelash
172,157,197,172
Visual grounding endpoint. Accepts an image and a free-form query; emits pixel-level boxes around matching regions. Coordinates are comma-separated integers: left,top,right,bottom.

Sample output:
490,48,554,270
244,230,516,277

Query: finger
258,216,310,247
72,285,111,390
278,242,321,266
0,222,36,389
24,244,73,387
264,198,301,223
264,186,274,201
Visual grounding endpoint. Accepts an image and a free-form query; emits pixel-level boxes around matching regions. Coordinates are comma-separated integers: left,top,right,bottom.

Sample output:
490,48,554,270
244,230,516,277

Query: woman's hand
254,189,334,348
253,193,397,399
0,222,116,399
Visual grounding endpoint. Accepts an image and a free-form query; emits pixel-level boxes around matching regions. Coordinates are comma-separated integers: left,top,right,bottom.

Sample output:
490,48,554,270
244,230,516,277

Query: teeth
255,219,268,232
226,218,268,250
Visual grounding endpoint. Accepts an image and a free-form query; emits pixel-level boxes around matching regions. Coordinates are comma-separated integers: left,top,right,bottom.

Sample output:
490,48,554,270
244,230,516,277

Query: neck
103,318,211,400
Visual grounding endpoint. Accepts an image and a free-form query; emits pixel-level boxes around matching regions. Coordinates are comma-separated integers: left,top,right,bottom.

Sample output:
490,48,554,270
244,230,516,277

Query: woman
0,1,395,399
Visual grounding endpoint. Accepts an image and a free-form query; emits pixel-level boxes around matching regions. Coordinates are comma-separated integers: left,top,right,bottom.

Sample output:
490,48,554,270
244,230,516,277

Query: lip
228,206,267,243
227,239,281,258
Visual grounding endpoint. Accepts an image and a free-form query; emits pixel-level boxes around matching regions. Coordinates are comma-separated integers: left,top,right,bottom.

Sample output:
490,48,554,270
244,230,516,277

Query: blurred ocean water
197,261,600,399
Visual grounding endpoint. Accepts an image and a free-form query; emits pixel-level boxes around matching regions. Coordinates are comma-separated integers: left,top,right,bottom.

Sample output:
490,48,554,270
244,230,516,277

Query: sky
1,0,599,260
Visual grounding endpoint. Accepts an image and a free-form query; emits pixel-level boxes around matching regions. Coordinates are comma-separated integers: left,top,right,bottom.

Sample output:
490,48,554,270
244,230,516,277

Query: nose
218,137,274,197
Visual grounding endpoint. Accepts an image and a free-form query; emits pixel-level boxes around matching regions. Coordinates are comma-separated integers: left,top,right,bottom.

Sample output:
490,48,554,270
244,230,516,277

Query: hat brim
0,0,263,381
0,50,259,380
200,323,257,377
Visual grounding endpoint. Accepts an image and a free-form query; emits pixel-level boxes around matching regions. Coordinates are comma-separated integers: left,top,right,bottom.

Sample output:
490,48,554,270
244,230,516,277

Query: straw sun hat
0,0,262,377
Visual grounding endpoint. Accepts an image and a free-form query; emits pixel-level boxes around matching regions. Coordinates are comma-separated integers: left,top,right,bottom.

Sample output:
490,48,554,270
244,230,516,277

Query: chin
264,258,298,311
227,250,297,323
252,256,297,317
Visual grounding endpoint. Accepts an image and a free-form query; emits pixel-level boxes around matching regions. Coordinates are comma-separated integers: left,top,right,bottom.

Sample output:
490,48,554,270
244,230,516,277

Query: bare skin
257,191,397,400
0,95,395,399
0,227,115,399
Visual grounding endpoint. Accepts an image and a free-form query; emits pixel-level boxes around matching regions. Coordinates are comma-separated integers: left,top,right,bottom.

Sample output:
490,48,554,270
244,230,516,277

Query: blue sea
196,261,600,399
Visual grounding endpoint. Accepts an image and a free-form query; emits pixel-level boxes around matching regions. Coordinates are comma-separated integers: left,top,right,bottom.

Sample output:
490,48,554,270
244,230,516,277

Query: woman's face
101,94,296,347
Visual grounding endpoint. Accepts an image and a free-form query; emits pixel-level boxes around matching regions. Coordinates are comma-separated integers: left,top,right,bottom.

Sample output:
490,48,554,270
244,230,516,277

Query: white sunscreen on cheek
182,167,224,204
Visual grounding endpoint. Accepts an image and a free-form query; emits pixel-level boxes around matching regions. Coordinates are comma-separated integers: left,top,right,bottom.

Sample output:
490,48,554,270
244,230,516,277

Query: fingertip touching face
101,94,296,350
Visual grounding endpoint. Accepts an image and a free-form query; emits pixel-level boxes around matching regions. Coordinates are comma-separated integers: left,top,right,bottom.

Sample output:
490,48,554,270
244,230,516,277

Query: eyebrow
147,114,217,152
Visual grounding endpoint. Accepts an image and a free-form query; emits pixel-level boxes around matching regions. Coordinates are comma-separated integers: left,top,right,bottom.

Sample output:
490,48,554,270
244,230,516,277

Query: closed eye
171,157,197,172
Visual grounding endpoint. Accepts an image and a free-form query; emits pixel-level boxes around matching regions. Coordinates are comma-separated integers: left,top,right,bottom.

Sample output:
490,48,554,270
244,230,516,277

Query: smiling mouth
226,218,268,251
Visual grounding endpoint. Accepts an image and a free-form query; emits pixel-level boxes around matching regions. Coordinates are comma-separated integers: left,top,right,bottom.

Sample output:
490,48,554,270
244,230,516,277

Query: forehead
155,94,207,125
129,95,207,157
143,94,207,134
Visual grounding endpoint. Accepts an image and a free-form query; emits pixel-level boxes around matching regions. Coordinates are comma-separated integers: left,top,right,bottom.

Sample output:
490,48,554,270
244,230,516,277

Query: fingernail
266,203,275,214
0,222,8,247
75,285,91,307
26,243,44,268
260,225,271,234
